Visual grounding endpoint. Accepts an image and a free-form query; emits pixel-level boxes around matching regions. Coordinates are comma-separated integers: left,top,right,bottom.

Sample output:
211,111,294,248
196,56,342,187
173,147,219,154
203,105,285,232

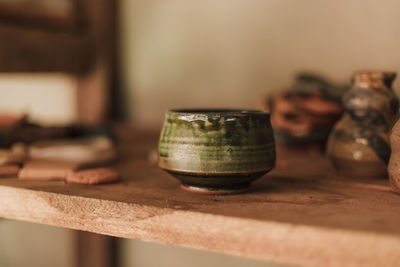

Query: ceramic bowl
158,109,276,194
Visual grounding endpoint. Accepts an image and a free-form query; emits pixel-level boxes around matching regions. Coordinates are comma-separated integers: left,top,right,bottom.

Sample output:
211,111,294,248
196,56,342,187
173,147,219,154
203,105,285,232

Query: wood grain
1,127,400,267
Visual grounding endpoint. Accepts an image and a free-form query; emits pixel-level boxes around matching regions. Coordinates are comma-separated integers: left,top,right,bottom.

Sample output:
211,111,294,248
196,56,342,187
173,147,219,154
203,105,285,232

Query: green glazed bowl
158,109,276,194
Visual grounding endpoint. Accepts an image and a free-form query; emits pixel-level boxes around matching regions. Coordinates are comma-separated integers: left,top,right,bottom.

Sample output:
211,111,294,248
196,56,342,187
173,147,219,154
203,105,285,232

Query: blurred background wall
0,220,75,267
2,0,400,126
119,239,285,267
0,74,77,125
1,0,400,267
120,0,400,126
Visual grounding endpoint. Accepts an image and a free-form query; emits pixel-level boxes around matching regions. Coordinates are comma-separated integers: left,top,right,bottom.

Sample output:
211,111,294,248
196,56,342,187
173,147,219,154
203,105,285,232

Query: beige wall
120,239,287,267
0,74,77,125
0,220,75,267
121,0,400,126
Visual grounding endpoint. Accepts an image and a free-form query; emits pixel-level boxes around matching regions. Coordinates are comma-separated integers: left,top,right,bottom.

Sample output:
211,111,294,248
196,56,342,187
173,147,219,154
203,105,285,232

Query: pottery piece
29,136,116,165
0,143,27,166
389,120,400,193
327,70,398,177
0,115,116,148
267,73,346,147
158,109,276,194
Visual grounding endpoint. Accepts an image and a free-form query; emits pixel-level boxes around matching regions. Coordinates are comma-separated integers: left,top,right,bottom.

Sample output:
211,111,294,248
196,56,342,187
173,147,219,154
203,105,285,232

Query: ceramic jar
158,109,276,194
267,73,346,150
327,71,397,177
389,120,400,193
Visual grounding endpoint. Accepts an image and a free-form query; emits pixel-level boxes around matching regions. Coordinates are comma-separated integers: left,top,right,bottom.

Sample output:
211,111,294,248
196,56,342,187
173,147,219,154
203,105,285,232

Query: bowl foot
180,184,250,195
163,169,269,195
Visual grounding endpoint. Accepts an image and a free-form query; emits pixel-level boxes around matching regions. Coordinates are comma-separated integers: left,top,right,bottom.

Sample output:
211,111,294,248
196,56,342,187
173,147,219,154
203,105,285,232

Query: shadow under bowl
165,170,271,194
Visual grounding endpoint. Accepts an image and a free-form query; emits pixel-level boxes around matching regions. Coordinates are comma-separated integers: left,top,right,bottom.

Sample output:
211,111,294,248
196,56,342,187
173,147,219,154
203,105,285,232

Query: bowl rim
168,108,269,115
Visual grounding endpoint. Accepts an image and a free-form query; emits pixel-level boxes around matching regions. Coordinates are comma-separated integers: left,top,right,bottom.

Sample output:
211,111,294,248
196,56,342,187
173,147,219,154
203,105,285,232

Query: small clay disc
66,168,120,185
29,137,116,166
18,161,79,181
0,164,20,177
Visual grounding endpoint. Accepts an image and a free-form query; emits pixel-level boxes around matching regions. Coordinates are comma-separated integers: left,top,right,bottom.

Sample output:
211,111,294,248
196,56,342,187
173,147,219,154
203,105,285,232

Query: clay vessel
327,70,397,177
267,73,346,149
389,120,400,193
158,109,276,194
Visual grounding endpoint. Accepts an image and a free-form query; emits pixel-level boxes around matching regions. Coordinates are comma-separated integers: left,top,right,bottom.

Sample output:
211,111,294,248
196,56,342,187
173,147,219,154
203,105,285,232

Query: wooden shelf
1,128,400,267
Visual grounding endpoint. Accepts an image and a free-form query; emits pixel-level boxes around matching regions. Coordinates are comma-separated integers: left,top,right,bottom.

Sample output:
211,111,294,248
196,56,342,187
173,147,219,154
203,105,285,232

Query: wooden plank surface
1,128,400,267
